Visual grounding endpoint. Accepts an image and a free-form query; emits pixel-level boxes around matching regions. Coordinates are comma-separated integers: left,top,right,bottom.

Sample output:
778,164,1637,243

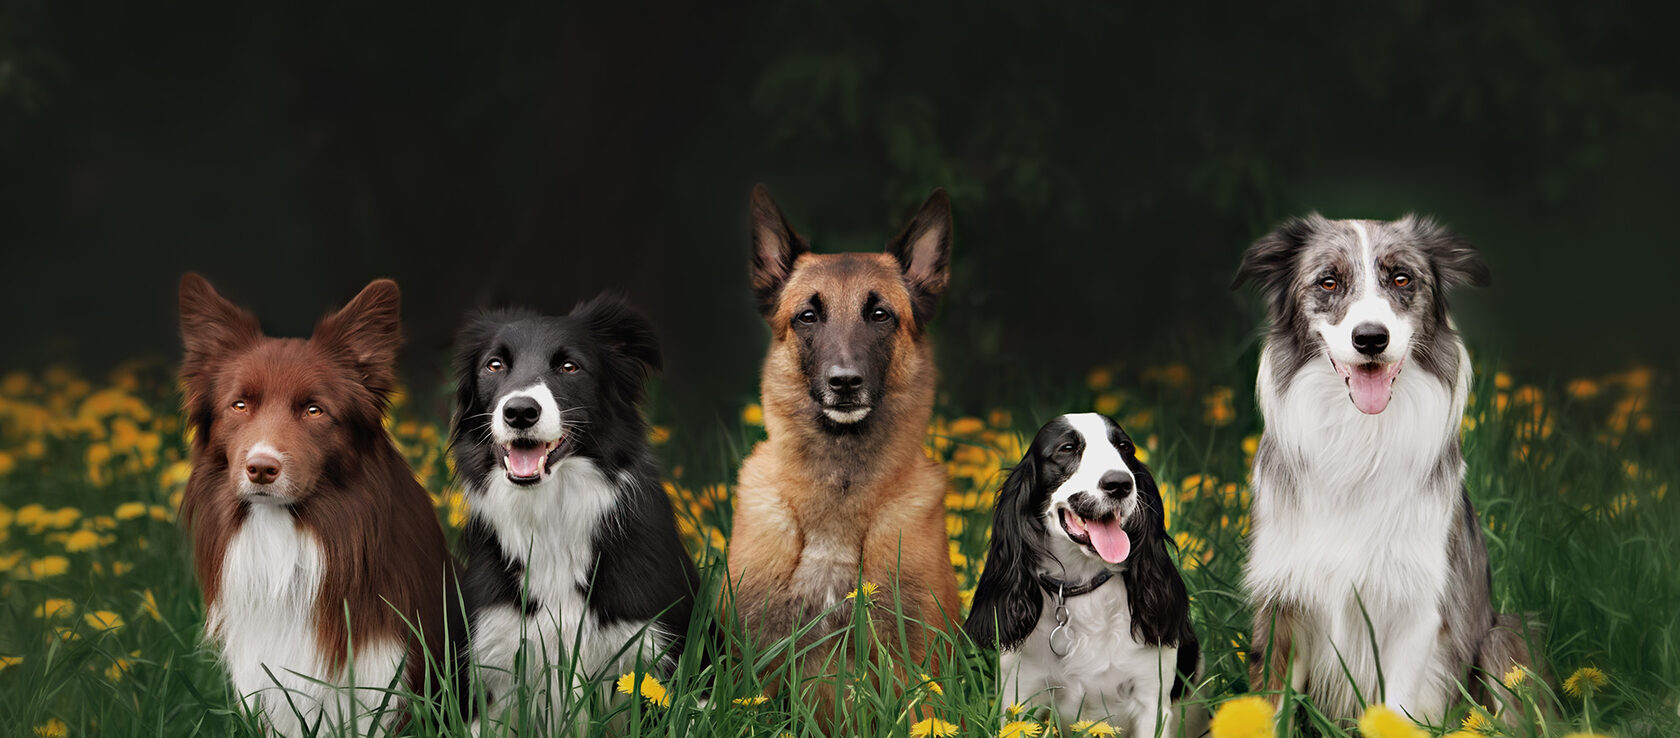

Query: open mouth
499,438,564,485
1329,356,1405,415
1058,507,1131,564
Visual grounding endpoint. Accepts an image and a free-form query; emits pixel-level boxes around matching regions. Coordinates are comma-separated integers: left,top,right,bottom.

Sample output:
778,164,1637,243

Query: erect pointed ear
575,293,662,406
886,188,953,326
1404,214,1491,289
749,184,810,316
178,273,262,385
963,452,1044,652
312,279,402,397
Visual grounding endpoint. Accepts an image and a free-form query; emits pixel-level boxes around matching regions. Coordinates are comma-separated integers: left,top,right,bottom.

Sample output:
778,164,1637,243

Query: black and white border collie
1235,215,1542,722
966,413,1202,737
450,295,699,726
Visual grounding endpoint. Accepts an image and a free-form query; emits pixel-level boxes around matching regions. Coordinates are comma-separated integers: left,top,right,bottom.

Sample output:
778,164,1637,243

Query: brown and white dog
727,185,963,720
177,275,463,735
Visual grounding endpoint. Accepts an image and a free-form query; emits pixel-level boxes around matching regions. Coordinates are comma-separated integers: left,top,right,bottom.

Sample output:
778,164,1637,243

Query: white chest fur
1246,344,1472,717
469,458,671,724
1000,582,1179,738
208,503,403,736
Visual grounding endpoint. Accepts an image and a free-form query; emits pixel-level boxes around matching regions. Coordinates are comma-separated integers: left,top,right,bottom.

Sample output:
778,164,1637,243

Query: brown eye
232,400,248,412
1320,277,1338,291
485,358,504,373
1393,273,1411,287
561,361,580,374
795,309,818,325
869,307,892,322
1058,442,1077,454
305,404,324,417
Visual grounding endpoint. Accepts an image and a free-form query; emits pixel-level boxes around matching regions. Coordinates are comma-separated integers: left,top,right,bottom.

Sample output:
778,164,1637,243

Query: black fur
449,294,701,667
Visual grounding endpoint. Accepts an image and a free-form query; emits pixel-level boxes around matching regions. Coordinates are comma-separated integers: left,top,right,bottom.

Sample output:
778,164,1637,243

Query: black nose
1098,470,1134,498
826,366,864,392
502,397,541,429
1352,322,1389,356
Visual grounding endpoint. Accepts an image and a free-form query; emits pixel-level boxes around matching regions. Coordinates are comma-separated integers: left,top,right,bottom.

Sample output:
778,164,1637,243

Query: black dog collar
1037,571,1114,599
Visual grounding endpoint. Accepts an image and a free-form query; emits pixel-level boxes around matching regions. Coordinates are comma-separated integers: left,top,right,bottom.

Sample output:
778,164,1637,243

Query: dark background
3,0,1676,421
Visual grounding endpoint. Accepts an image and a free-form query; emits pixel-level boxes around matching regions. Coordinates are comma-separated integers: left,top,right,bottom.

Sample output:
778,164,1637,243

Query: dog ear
1121,464,1193,647
749,184,810,317
1233,215,1320,300
313,279,403,399
447,313,498,467
178,273,262,441
886,188,953,326
576,293,662,405
964,451,1046,651
1405,214,1492,289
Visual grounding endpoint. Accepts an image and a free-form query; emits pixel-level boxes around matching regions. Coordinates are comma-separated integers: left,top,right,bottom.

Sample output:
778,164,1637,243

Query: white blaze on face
1311,221,1413,414
1048,413,1137,564
493,382,565,480
237,441,294,502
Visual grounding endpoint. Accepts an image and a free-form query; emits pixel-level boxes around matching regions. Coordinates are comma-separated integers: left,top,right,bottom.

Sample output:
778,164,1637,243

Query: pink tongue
506,446,547,478
1085,519,1131,564
1348,363,1401,415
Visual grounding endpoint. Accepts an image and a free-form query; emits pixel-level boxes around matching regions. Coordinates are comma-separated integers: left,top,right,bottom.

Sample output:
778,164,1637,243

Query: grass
0,353,1674,737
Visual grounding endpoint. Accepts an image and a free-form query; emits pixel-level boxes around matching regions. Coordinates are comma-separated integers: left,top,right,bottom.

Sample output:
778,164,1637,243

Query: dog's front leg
1379,608,1449,722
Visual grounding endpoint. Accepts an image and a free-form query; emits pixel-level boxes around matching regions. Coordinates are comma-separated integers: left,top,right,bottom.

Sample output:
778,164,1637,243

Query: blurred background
2,0,1676,422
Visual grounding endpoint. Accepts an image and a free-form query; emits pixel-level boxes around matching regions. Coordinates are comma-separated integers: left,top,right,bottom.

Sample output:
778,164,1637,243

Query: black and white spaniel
966,413,1203,737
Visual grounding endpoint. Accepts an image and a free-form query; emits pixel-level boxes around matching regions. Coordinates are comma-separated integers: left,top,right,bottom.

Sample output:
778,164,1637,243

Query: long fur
449,294,701,728
177,274,463,736
1235,215,1544,724
967,413,1201,737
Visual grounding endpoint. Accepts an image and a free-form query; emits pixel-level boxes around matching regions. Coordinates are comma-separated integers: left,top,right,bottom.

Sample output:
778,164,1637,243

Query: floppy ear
749,184,810,316
964,452,1046,651
312,279,402,399
886,188,953,326
1404,214,1492,289
1122,464,1193,648
178,273,262,441
575,293,662,406
1232,215,1320,317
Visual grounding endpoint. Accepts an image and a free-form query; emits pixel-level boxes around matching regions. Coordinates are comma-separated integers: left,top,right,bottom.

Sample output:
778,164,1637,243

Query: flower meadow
0,356,1674,737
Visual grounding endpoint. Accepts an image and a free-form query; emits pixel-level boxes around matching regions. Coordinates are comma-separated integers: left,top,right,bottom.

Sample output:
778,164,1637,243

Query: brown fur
177,274,462,699
1248,599,1299,707
728,186,962,723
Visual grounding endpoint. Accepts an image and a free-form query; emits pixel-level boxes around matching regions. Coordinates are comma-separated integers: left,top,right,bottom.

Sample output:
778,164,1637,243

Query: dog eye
231,400,248,412
795,309,818,325
485,357,504,373
305,404,324,417
1392,273,1411,287
1319,277,1338,291
868,307,892,322
1058,442,1077,454
1118,438,1134,453
561,361,580,374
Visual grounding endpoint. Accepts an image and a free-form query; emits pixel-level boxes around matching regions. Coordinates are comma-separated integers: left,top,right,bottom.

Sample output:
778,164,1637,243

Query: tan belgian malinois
727,184,963,722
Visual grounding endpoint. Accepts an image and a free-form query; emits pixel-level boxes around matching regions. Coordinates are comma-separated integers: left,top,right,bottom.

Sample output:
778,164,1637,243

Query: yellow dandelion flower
1083,721,1118,737
28,555,70,579
0,451,15,476
84,610,124,631
140,589,163,622
33,718,67,737
1086,367,1113,390
989,408,1012,428
103,650,140,681
1563,666,1608,698
1358,704,1424,738
114,502,147,520
1560,734,1610,738
1442,732,1482,738
648,425,671,445
742,403,764,426
919,672,944,695
845,581,880,602
1501,665,1529,689
614,672,670,707
52,627,79,643
110,561,134,576
63,529,101,553
1209,695,1274,738
1000,721,1042,738
1094,393,1122,416
1566,378,1600,399
0,655,22,671
1204,386,1236,426
731,695,768,706
34,599,75,618
0,550,24,571
910,717,959,737
1460,708,1494,733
